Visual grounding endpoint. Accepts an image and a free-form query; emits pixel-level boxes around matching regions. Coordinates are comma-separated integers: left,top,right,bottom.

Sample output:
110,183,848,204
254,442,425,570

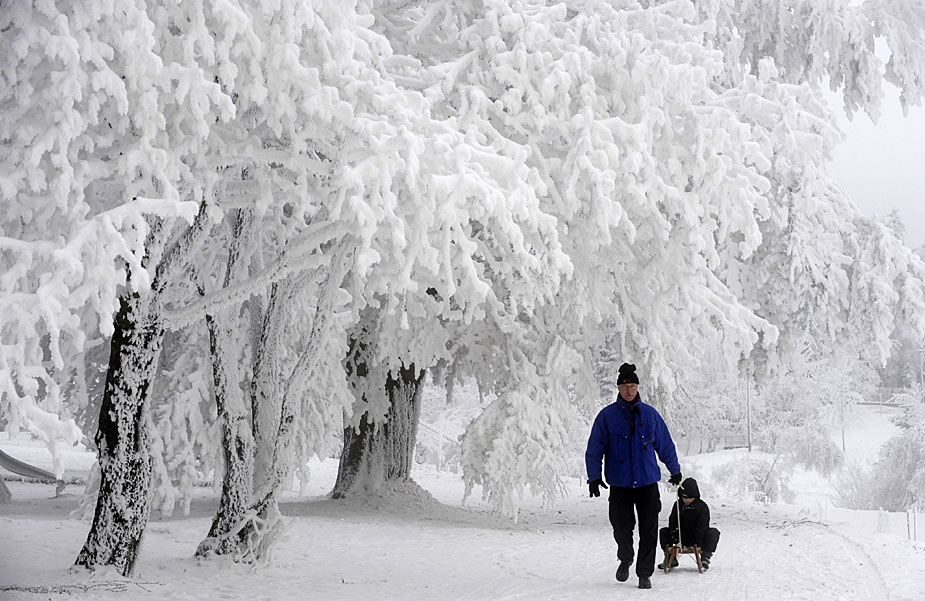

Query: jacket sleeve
585,412,607,483
692,502,710,544
653,411,681,476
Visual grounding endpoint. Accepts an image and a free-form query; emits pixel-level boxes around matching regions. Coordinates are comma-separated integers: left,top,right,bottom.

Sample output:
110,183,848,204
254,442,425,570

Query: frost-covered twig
162,222,347,329
0,581,161,594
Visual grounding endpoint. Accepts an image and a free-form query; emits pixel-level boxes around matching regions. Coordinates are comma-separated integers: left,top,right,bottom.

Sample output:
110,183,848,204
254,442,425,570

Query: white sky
829,88,925,250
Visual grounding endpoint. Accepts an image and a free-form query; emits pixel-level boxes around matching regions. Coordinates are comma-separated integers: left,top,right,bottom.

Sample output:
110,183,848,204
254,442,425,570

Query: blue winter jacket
585,396,680,488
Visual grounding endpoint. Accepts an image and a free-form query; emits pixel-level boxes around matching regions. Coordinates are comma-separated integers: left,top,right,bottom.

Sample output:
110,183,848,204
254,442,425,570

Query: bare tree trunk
333,363,425,498
74,293,163,576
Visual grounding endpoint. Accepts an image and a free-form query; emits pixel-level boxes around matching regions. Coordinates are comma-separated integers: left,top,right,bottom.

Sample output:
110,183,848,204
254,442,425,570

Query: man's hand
589,478,608,497
668,473,682,486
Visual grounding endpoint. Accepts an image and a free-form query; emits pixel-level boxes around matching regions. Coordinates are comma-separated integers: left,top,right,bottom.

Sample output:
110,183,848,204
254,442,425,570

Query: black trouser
608,483,661,578
659,526,721,556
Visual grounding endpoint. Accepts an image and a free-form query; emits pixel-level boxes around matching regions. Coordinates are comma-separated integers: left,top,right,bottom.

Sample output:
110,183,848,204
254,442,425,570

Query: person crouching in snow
658,477,721,570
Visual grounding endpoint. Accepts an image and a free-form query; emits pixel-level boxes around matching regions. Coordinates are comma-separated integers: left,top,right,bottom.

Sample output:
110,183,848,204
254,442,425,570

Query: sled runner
662,544,703,574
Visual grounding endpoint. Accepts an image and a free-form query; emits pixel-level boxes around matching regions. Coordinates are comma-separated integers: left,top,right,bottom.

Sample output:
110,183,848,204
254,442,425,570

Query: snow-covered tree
678,0,925,118
671,346,750,455
5,0,425,571
0,2,200,479
147,0,542,562
2,0,227,574
366,0,773,512
367,0,925,513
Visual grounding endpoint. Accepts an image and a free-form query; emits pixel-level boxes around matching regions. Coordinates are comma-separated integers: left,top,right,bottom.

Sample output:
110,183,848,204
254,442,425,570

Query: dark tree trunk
382,364,426,481
75,207,209,575
333,363,425,498
75,293,163,576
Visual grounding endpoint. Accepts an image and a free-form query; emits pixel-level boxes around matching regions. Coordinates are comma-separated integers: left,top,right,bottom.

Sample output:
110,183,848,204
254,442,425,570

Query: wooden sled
662,544,703,573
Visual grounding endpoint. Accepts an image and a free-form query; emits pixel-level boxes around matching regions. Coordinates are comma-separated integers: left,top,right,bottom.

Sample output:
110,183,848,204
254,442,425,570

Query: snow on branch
461,386,571,521
162,222,349,329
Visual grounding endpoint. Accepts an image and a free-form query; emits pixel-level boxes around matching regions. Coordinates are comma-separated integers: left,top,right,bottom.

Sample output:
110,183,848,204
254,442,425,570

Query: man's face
617,383,638,401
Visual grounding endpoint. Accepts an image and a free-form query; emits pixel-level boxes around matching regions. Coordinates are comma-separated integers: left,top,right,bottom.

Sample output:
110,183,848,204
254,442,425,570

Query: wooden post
746,372,752,453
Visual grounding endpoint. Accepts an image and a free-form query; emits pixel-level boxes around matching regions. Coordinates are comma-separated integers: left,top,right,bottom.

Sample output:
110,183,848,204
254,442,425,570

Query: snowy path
2,463,923,601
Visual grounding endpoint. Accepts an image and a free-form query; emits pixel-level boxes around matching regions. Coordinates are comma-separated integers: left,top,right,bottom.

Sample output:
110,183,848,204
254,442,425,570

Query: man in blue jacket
586,363,681,590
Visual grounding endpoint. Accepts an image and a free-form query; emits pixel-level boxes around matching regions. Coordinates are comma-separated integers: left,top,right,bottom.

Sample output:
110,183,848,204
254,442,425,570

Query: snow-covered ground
2,405,923,601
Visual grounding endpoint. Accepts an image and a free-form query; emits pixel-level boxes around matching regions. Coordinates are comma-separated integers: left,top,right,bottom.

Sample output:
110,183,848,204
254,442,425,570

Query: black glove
589,478,608,498
668,473,682,486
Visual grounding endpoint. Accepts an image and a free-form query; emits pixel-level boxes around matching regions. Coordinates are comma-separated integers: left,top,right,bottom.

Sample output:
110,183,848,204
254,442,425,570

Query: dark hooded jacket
667,477,710,546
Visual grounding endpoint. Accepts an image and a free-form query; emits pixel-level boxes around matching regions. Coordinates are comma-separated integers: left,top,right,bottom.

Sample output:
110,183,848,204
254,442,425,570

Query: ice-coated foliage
460,387,572,521
709,451,796,504
676,0,925,118
416,377,487,471
0,0,226,472
459,341,581,517
744,335,872,476
148,329,222,518
378,0,780,393
670,348,750,455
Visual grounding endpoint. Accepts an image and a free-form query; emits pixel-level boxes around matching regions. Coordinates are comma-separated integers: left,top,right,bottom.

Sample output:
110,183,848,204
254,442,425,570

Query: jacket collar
618,393,641,407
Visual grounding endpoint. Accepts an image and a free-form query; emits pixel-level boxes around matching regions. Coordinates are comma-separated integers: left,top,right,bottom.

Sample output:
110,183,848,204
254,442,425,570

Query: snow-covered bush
461,386,572,519
835,406,925,511
833,460,878,511
710,453,796,504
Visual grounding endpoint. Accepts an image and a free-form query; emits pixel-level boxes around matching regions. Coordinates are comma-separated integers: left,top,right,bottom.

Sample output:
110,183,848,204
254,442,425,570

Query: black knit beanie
678,477,700,499
617,363,639,385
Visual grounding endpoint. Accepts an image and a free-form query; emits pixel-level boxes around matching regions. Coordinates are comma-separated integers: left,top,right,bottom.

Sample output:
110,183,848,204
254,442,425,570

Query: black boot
616,562,630,582
701,553,711,570
638,576,652,589
657,558,679,570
